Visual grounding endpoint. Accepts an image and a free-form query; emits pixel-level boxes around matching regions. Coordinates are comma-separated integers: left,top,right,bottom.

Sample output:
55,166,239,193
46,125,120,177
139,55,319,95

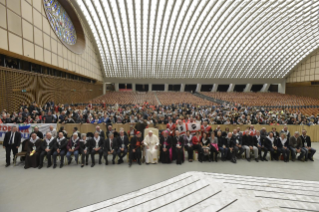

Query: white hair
73,132,78,136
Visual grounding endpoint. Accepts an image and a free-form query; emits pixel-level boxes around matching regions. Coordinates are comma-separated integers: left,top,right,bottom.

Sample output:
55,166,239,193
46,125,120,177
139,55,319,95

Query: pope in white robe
143,130,159,164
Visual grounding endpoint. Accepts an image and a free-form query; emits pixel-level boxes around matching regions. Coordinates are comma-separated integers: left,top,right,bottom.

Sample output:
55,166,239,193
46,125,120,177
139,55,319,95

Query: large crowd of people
2,123,316,169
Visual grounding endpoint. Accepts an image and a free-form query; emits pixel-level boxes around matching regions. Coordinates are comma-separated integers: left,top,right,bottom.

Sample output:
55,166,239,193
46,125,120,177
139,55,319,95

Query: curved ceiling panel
75,0,319,79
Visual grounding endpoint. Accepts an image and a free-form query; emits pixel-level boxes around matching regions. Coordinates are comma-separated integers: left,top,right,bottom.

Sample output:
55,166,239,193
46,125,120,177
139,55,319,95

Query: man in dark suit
95,126,105,139
226,132,237,163
103,133,118,165
300,129,316,161
53,132,68,168
271,127,279,140
33,127,43,139
116,130,129,164
39,132,57,169
129,131,143,166
89,132,104,167
3,126,21,167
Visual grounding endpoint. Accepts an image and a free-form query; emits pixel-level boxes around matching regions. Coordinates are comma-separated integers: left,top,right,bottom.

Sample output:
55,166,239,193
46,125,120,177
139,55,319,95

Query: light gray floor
1,143,319,212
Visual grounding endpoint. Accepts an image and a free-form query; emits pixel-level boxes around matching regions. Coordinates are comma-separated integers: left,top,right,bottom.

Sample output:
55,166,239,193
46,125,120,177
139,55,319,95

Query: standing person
184,131,193,162
192,131,202,162
175,130,184,165
129,131,142,166
3,126,21,167
300,129,316,161
24,132,41,169
143,130,159,164
39,132,56,169
159,131,172,164
66,133,80,165
53,132,68,168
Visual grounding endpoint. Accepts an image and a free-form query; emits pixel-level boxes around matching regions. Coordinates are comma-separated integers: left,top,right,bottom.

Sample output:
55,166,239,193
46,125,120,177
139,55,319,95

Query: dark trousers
219,146,228,160
117,148,128,161
176,147,184,164
193,144,203,161
237,145,245,157
210,145,219,159
104,150,117,164
262,147,274,159
184,145,193,160
129,148,141,162
91,149,103,164
227,146,238,160
40,150,53,166
81,151,89,164
5,145,18,165
52,150,66,165
277,147,290,161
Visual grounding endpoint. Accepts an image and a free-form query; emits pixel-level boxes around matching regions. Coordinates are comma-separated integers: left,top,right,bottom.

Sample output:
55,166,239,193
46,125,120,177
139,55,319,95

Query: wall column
180,84,185,92
164,84,168,92
132,83,136,92
103,83,106,94
212,84,218,92
148,83,152,92
196,83,201,92
115,83,119,91
278,80,286,94
244,83,252,92
227,84,235,92
261,83,270,92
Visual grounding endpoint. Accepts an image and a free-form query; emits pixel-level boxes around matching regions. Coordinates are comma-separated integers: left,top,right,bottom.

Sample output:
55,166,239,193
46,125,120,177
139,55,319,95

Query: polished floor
1,143,319,212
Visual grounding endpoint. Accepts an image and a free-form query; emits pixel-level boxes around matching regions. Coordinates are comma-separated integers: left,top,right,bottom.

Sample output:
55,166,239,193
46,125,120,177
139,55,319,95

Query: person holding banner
159,131,172,164
3,126,21,167
53,132,68,168
39,132,56,169
24,132,42,169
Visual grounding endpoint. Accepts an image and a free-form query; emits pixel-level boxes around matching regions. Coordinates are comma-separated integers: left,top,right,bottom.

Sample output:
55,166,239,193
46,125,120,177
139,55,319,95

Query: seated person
209,133,219,162
200,132,210,162
263,132,275,161
184,131,193,162
300,129,316,161
275,133,290,162
192,131,203,162
160,130,172,164
39,132,56,169
289,131,306,161
225,132,237,163
217,130,228,161
116,130,129,164
253,130,267,161
129,131,143,166
79,134,89,168
89,132,104,166
143,130,159,164
24,132,42,169
53,132,68,168
66,133,80,165
103,133,118,165
242,130,259,162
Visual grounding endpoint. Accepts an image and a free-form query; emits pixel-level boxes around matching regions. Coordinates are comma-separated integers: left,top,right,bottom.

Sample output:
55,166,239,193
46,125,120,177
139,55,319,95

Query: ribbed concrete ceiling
75,0,319,79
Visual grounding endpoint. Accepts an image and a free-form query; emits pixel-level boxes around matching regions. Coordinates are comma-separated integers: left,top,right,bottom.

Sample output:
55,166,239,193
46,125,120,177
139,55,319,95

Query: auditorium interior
1,0,319,212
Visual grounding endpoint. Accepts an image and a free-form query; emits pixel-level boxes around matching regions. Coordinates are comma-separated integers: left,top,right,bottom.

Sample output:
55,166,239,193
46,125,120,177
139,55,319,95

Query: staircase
154,92,162,105
192,92,226,105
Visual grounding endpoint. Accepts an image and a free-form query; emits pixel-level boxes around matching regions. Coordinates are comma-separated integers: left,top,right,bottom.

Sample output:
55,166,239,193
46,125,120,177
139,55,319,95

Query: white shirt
94,136,100,148
9,132,16,145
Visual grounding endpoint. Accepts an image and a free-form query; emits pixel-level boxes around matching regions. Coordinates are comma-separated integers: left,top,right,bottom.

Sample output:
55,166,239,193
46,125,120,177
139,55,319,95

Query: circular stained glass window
43,0,77,45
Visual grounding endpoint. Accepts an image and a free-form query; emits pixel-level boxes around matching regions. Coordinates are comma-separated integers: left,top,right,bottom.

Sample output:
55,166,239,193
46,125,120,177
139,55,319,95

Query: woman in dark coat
24,132,42,169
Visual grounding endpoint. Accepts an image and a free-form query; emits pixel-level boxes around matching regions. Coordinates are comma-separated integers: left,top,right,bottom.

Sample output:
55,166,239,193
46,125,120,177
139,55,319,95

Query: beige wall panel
8,32,22,54
25,0,32,4
58,56,63,68
52,53,57,66
33,8,42,30
62,46,67,58
0,0,5,5
44,49,51,64
21,0,32,23
34,45,43,61
7,9,22,36
0,28,8,50
0,4,7,29
7,0,21,15
42,16,50,35
51,38,57,53
57,42,62,56
63,58,68,69
23,39,34,59
43,33,50,50
33,27,42,46
32,0,41,12
22,19,33,41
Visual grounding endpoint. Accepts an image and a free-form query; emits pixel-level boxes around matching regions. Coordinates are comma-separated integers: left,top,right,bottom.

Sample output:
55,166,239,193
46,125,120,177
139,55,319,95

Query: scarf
80,139,86,144
46,137,54,146
94,136,100,143
57,136,65,145
72,137,79,146
30,136,39,144
280,137,287,146
266,136,274,144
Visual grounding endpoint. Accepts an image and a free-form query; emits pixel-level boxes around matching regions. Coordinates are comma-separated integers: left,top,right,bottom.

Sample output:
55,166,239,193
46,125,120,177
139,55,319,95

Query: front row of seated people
4,127,317,169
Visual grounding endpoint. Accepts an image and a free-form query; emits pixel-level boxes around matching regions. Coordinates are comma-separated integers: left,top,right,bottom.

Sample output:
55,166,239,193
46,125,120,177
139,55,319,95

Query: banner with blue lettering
0,124,57,141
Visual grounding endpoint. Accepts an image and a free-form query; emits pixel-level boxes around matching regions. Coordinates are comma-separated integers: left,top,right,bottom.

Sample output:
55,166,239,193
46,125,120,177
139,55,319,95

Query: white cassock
144,134,159,164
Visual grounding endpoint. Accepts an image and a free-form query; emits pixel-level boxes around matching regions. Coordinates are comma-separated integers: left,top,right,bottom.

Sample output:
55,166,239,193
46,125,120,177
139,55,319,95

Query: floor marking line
215,199,238,212
238,187,319,197
255,196,319,204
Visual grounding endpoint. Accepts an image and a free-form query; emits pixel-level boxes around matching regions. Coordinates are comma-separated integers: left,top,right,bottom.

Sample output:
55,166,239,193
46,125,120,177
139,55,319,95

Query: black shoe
38,165,43,169
112,160,115,164
105,162,108,165
99,161,102,165
81,164,84,168
86,162,88,165
68,158,72,165
129,162,132,167
263,158,268,161
255,158,259,162
47,164,52,168
60,164,63,168
138,160,141,165
247,158,251,162
297,158,303,162
260,158,264,161
76,160,78,165
231,158,236,163
275,158,279,161
309,157,314,161
91,163,95,167
53,164,57,169
5,164,10,167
